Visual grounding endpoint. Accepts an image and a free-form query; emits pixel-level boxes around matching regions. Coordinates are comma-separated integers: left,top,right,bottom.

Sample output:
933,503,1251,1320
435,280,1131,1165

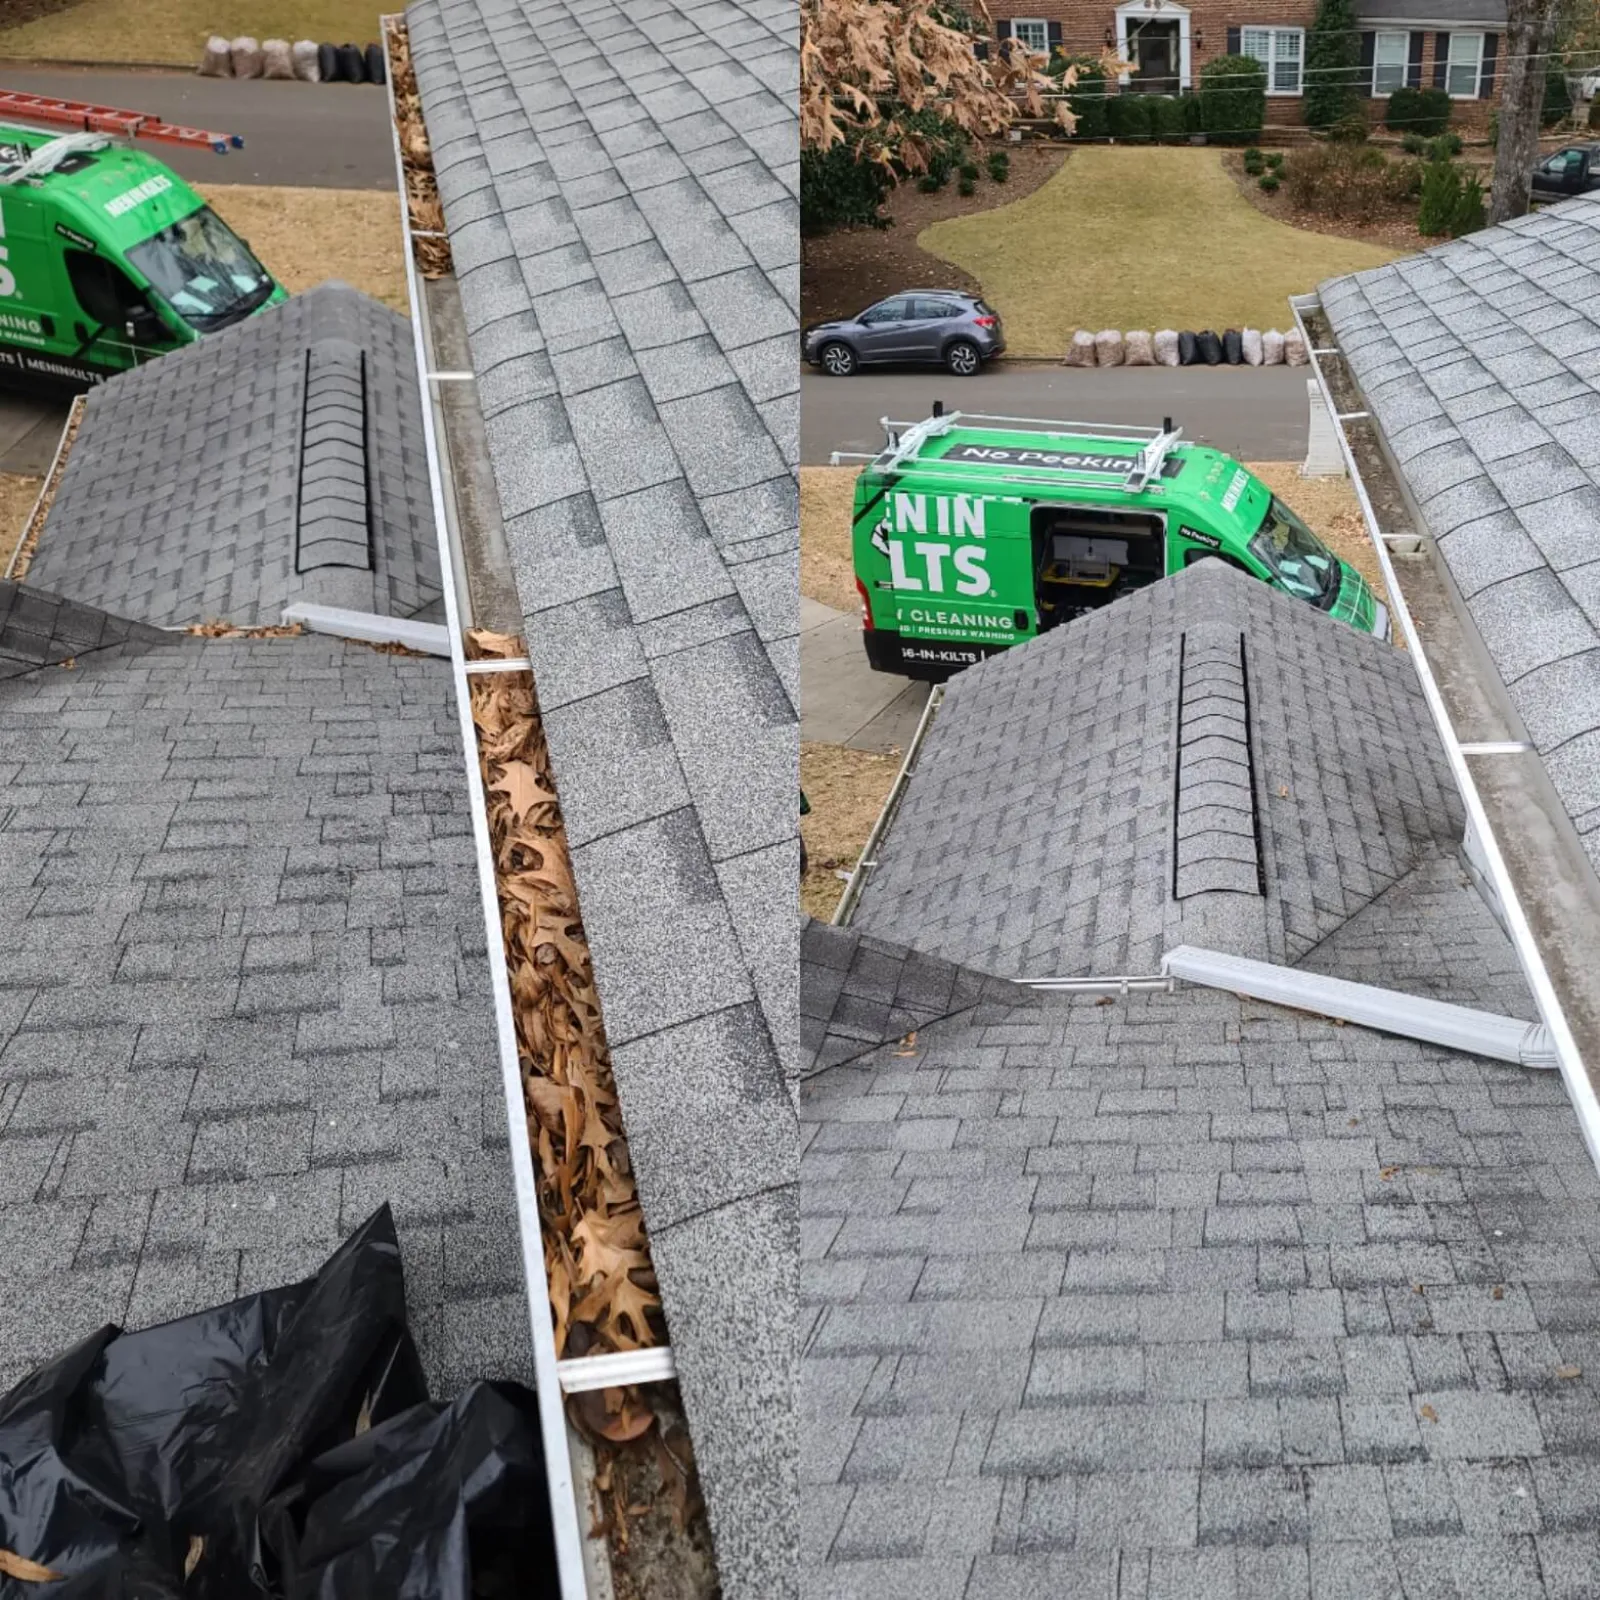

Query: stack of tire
200,37,386,84
1063,328,1308,368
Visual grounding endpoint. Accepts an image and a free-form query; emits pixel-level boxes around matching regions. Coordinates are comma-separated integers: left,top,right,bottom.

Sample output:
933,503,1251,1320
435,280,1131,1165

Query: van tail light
973,316,998,327
855,577,874,630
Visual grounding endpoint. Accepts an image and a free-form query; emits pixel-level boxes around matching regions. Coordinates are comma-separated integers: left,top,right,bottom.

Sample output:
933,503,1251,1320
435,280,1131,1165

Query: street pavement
0,66,397,188
802,361,1315,465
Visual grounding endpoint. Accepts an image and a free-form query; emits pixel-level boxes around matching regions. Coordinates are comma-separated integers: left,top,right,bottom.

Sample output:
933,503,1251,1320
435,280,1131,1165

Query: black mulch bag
336,43,366,83
1196,330,1224,366
1177,331,1198,366
316,42,340,82
1222,329,1243,365
0,1206,556,1598
364,43,387,86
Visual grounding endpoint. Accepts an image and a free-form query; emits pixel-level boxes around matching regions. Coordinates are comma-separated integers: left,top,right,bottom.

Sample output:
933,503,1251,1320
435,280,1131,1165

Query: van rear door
877,486,1031,653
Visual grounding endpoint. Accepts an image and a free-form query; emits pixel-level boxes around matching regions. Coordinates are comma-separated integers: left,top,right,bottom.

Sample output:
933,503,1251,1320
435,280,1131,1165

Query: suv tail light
973,316,997,327
855,577,874,631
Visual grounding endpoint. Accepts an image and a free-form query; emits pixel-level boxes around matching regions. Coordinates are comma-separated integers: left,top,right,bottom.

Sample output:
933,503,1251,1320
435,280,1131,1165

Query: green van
844,410,1389,679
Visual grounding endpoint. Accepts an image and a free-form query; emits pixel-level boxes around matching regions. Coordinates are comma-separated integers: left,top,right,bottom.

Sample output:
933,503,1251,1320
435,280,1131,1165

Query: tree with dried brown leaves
800,0,1105,166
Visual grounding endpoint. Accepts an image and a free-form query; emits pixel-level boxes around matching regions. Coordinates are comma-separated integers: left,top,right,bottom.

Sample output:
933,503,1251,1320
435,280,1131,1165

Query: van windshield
126,206,274,332
1249,497,1339,605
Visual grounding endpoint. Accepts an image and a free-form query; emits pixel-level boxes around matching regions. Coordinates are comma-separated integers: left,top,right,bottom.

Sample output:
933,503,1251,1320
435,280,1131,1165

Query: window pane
1374,63,1404,92
1013,20,1047,52
1376,32,1408,63
1446,62,1476,95
1274,31,1300,59
1241,28,1271,62
1446,32,1481,95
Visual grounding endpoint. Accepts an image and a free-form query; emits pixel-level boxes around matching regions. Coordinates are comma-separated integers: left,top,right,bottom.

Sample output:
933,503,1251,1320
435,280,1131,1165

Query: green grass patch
0,1,387,63
918,146,1403,356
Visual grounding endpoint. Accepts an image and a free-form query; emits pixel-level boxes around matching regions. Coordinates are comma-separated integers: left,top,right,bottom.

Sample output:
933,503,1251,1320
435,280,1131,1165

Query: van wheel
819,342,857,377
945,340,981,376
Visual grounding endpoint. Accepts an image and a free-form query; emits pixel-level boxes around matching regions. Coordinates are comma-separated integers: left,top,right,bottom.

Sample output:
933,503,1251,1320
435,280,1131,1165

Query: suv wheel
944,339,981,376
819,341,857,377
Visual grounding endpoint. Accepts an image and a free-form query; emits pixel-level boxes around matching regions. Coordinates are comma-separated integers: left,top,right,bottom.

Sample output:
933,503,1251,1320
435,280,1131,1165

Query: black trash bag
0,1206,557,1598
336,43,366,83
316,41,339,82
1177,331,1199,366
1196,330,1224,366
1222,329,1243,365
364,42,387,86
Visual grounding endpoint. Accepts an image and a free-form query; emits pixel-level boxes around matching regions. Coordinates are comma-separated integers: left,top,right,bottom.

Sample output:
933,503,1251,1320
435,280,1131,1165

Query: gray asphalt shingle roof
0,597,531,1401
404,0,799,1592
853,563,1462,982
28,283,440,630
1356,0,1507,22
1321,196,1600,878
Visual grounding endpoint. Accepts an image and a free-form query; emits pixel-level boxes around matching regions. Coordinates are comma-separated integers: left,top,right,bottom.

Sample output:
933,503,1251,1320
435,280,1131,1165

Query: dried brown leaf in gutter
466,639,666,1381
185,620,306,639
8,395,83,582
386,18,454,279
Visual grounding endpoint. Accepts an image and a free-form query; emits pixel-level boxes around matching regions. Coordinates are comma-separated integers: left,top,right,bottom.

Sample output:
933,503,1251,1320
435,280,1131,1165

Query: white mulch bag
1153,329,1180,367
1262,330,1286,366
230,37,264,79
1094,328,1125,367
1064,330,1097,367
1124,330,1155,367
262,39,295,79
199,36,232,76
1284,330,1308,367
292,40,321,82
1241,328,1264,367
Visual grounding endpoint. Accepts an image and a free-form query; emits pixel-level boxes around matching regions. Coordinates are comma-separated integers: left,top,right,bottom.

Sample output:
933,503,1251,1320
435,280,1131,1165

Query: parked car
803,291,1004,377
1531,144,1600,199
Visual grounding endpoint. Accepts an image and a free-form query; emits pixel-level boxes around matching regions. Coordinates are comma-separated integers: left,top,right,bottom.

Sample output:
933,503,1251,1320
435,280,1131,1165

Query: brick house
988,0,1507,129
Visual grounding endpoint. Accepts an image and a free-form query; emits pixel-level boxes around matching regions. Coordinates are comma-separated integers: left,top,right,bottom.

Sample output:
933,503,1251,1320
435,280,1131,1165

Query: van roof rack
871,410,1186,494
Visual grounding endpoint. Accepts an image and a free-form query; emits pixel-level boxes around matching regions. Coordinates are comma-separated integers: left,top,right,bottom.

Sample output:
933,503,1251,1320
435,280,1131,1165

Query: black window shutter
974,37,989,59
996,19,1012,38
1047,20,1063,50
1227,25,1241,55
1433,32,1450,89
1359,30,1376,87
1407,31,1424,89
1480,33,1498,98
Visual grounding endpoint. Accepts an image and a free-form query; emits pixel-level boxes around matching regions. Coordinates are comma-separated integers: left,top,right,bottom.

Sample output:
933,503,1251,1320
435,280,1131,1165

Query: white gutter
382,22,586,1595
832,682,942,926
4,393,82,582
1290,294,1599,1155
1162,945,1559,1070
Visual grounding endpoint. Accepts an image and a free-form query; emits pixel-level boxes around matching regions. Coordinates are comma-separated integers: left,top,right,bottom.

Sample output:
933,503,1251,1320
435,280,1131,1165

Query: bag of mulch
1241,328,1263,366
1124,330,1155,367
1094,329,1125,367
1262,330,1285,365
1222,329,1243,365
292,39,321,81
199,36,232,76
365,42,387,85
1177,332,1199,366
230,36,263,78
262,38,294,78
336,42,367,83
1196,330,1224,366
1153,330,1180,367
1284,330,1308,367
1064,330,1097,367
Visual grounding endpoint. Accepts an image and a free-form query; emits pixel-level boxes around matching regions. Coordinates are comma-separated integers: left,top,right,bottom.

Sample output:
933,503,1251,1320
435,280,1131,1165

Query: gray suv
803,291,1004,377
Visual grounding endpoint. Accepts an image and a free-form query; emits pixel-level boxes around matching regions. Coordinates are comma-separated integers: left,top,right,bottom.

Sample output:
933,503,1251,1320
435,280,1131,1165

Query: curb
0,56,189,72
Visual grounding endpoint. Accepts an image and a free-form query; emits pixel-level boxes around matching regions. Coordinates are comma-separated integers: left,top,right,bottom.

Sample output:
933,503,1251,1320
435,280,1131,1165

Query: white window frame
1008,17,1050,55
1445,30,1484,99
1114,0,1193,90
1240,25,1305,97
1372,30,1409,96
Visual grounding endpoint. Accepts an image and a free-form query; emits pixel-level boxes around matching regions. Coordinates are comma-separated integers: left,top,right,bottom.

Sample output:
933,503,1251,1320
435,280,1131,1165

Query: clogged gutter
386,17,451,280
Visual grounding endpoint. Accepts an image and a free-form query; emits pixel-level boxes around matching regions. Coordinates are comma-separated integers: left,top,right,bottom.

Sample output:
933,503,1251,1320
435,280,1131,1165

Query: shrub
1328,106,1371,142
1151,95,1187,142
1199,54,1267,144
1425,132,1463,160
1304,0,1365,129
1284,141,1406,221
958,175,976,195
959,161,980,182
986,149,1010,181
1382,156,1425,203
1544,67,1574,128
1062,56,1110,139
1183,93,1205,134
1108,93,1155,142
1266,150,1284,169
799,142,894,233
917,173,944,193
1384,85,1451,136
1455,170,1486,234
1401,131,1426,155
1244,146,1265,174
1259,172,1280,192
1417,158,1461,234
